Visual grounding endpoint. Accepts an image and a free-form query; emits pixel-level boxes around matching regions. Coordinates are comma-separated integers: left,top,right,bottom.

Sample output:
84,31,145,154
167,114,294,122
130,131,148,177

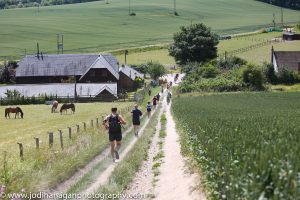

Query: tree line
0,0,101,9
256,0,300,10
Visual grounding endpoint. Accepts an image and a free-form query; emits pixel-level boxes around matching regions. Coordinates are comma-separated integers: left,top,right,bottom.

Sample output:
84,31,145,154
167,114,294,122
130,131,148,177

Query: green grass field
173,92,300,199
117,32,300,65
0,102,133,192
0,0,299,60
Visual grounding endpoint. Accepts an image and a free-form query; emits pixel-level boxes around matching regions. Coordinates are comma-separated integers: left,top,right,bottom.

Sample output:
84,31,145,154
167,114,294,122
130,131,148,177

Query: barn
0,53,143,101
16,54,119,84
272,47,300,73
119,65,144,92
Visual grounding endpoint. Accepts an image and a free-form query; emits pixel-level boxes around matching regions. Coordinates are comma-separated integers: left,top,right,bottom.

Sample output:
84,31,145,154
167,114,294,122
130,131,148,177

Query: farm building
0,54,144,100
16,54,119,84
119,65,144,92
0,83,118,101
282,32,300,41
272,47,300,73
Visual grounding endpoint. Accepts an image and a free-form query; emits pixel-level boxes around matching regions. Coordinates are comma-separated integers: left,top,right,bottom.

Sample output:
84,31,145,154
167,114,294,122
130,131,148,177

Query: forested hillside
257,0,300,10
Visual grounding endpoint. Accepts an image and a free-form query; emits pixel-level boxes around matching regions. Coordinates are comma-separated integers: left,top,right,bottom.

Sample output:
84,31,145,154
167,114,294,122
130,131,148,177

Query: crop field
0,0,299,60
172,92,300,199
0,102,133,192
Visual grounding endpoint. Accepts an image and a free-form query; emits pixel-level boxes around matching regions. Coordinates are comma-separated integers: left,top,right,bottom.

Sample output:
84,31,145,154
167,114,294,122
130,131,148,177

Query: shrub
147,62,167,80
262,63,277,84
198,64,220,78
242,64,265,90
277,68,300,84
217,56,247,70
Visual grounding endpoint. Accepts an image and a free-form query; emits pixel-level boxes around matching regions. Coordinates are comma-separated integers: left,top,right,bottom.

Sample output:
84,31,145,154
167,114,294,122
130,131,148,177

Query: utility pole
174,0,176,15
125,50,128,65
129,0,131,15
272,13,276,29
57,34,64,54
281,7,284,27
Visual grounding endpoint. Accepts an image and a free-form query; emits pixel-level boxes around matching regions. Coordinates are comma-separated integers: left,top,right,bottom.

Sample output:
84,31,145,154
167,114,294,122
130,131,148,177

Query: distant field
119,32,300,65
173,92,300,199
0,0,299,60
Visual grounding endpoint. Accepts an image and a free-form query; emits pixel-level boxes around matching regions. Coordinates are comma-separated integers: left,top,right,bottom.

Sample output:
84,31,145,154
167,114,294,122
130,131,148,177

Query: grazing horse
60,103,75,114
5,107,24,119
51,101,59,113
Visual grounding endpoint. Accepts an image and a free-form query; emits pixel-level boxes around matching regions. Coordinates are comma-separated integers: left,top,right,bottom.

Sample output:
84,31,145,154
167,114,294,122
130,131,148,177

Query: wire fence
218,38,283,58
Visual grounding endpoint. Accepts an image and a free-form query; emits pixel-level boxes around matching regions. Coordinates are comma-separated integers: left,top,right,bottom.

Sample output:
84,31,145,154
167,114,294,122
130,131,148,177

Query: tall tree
169,23,219,65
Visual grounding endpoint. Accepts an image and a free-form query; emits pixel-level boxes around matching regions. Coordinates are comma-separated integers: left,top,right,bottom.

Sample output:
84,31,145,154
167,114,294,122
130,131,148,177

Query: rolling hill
0,0,299,60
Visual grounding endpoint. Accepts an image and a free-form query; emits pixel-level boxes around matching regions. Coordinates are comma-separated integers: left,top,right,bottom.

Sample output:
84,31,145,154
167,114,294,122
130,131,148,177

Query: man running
153,95,158,109
131,104,143,137
156,93,160,103
167,90,172,105
146,101,152,118
103,107,126,163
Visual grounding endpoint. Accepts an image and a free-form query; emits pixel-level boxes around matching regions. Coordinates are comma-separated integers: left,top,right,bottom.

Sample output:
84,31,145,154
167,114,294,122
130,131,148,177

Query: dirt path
154,100,206,200
122,106,165,199
47,125,134,195
82,105,163,196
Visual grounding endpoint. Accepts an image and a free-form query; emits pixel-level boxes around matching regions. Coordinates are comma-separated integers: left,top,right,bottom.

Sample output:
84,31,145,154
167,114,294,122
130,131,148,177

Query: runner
167,90,172,105
156,93,160,103
146,101,152,118
153,95,158,109
148,89,152,96
161,85,164,93
131,104,143,137
103,107,127,163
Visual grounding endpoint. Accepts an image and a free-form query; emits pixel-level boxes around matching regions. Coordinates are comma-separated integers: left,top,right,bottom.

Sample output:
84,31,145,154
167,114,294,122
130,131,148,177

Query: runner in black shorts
103,107,126,163
131,104,143,137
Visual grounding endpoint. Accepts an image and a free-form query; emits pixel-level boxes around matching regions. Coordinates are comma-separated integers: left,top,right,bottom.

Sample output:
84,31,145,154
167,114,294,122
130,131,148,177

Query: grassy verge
95,105,161,198
152,113,166,185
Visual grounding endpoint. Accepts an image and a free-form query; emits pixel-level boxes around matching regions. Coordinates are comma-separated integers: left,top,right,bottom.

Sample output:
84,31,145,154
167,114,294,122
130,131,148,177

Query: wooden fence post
83,122,86,130
17,142,24,161
68,127,72,139
76,124,80,133
96,118,99,126
34,137,39,149
91,120,93,127
48,132,54,148
59,130,64,150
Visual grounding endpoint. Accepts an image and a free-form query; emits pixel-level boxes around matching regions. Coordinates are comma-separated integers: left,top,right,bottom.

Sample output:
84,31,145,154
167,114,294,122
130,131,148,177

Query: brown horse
51,101,58,113
5,107,24,119
60,103,75,114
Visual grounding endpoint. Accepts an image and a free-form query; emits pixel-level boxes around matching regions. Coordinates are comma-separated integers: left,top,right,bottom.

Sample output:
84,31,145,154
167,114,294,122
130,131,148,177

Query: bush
277,68,300,84
217,56,247,70
242,64,265,90
198,65,220,78
181,62,201,75
297,21,300,29
262,63,277,84
147,62,167,80
196,76,244,92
